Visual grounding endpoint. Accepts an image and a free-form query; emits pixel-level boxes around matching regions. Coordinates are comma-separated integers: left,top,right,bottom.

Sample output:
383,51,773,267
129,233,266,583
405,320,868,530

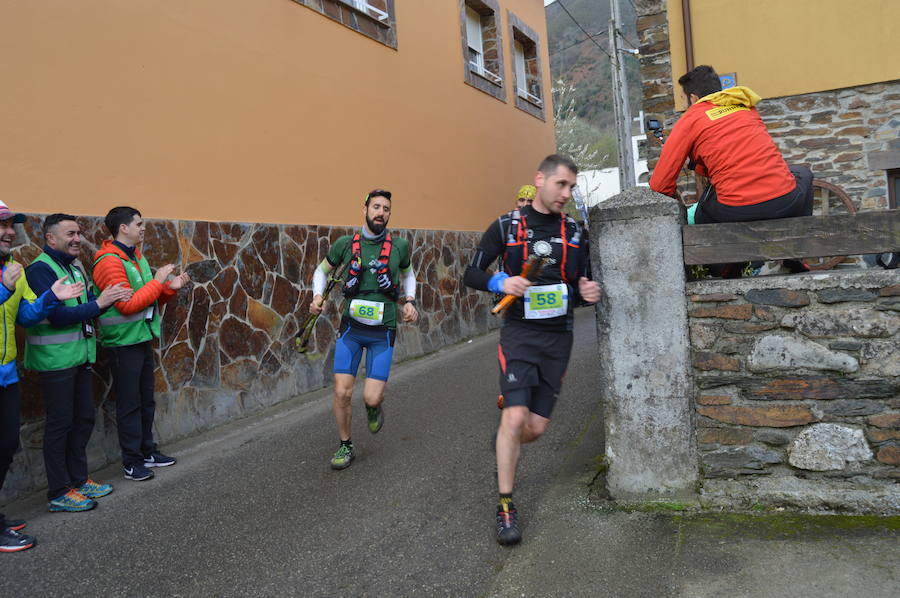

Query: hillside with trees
545,0,641,169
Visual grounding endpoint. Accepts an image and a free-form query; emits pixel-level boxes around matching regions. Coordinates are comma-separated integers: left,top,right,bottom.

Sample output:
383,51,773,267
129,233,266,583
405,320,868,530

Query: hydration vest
501,209,582,283
342,232,398,299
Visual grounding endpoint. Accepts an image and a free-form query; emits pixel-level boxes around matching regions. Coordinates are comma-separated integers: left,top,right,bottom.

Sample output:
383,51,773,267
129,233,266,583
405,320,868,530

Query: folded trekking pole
491,255,547,315
295,259,351,354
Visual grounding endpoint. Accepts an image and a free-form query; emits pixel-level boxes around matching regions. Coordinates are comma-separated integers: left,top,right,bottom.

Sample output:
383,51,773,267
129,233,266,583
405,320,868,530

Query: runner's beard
366,215,386,235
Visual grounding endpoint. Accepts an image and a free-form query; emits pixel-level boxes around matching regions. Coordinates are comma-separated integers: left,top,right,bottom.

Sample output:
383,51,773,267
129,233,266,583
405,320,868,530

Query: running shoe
496,502,522,546
366,405,384,434
144,452,176,467
0,528,36,553
124,463,155,481
330,443,354,470
3,519,26,532
48,489,97,513
78,479,113,499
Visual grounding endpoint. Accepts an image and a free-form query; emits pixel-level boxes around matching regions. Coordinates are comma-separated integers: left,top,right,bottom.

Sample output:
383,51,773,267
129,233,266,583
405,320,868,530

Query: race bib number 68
349,299,385,325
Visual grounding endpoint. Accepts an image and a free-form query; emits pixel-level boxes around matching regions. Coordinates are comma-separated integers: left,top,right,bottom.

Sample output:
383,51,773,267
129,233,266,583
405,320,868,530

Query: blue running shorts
333,320,396,381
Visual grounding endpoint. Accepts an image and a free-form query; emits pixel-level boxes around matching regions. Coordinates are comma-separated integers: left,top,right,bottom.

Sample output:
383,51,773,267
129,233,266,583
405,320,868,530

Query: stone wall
636,0,899,210
688,272,900,512
0,215,496,504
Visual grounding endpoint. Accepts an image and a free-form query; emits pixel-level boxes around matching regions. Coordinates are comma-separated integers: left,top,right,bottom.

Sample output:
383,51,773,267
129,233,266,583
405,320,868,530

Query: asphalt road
2,308,606,598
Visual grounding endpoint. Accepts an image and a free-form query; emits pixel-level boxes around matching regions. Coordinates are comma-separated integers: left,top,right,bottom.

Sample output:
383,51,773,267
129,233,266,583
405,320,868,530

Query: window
460,0,506,101
507,11,545,120
293,0,397,48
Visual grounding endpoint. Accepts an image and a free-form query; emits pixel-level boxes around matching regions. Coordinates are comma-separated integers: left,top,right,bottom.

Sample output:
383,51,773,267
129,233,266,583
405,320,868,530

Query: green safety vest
24,253,97,371
92,252,161,347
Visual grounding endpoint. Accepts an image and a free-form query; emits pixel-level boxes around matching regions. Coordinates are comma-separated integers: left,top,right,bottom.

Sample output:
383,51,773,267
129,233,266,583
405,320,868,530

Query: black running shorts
497,323,574,418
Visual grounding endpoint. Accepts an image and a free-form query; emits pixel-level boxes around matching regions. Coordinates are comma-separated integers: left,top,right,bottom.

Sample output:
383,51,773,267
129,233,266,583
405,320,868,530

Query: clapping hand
97,282,133,309
168,271,191,290
51,275,86,301
2,262,22,291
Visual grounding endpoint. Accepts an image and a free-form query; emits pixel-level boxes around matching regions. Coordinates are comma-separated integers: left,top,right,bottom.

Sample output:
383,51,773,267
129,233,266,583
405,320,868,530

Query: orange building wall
0,0,556,231
666,0,900,111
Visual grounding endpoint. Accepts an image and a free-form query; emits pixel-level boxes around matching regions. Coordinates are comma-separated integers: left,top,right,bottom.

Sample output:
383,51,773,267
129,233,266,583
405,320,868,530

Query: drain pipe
682,0,694,72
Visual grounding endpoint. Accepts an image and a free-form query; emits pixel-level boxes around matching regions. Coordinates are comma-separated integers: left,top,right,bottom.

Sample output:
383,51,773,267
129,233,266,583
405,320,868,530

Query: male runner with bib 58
464,155,601,546
308,190,418,470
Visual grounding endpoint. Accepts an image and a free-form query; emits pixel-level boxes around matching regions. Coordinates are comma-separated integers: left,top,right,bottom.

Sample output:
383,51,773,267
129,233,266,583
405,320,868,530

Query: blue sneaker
77,479,113,498
144,452,176,468
124,463,155,481
48,489,97,512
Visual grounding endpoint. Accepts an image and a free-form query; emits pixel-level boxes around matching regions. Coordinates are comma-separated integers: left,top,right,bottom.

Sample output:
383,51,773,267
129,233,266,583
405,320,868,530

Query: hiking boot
366,405,384,434
48,489,97,513
78,479,113,499
3,519,26,532
496,503,522,546
144,452,176,467
330,443,354,470
124,463,155,481
0,528,36,553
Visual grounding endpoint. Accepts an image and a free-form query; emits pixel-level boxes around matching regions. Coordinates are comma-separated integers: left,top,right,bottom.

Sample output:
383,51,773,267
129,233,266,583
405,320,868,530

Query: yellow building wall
667,0,900,111
0,0,555,231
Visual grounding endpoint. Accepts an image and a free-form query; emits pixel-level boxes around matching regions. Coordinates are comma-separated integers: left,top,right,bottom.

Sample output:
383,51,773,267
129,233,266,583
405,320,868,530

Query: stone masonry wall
0,215,496,504
687,271,900,513
636,0,900,210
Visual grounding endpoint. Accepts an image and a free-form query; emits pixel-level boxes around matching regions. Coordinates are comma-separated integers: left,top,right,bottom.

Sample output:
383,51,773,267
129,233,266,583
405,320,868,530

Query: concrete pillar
589,187,698,500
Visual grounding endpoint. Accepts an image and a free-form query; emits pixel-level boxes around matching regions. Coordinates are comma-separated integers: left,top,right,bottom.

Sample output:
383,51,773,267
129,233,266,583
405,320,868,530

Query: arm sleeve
15,279,60,328
649,111,695,197
401,266,416,299
0,276,13,306
463,219,505,292
312,262,328,296
92,255,166,315
25,262,102,327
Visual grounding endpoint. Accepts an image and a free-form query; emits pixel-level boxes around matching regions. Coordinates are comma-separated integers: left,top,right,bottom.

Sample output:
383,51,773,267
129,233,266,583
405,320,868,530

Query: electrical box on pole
609,0,635,189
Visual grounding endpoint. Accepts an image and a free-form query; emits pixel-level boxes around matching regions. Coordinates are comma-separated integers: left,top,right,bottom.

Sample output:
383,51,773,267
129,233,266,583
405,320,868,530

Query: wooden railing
682,209,900,266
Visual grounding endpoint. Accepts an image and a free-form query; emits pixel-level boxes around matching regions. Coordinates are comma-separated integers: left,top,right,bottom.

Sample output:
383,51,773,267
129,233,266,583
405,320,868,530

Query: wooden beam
682,210,900,265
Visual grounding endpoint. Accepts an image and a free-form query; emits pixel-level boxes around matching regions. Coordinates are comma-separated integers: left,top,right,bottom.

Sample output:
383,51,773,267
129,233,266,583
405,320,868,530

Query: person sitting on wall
649,65,814,274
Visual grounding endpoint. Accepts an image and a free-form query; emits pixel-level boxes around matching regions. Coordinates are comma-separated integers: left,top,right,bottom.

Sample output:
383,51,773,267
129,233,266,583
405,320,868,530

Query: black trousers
0,383,22,529
40,364,95,500
107,342,157,467
695,165,814,224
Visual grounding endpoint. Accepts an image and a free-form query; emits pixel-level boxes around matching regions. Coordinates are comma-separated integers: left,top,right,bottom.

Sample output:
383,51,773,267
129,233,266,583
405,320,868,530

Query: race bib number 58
524,284,568,319
349,299,385,325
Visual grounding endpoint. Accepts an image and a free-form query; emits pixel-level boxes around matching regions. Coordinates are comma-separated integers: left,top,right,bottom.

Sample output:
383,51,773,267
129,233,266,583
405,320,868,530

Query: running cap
0,201,26,224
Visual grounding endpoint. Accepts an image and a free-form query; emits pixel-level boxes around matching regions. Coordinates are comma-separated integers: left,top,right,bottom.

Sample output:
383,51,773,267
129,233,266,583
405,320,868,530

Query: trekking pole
295,259,351,354
491,255,547,315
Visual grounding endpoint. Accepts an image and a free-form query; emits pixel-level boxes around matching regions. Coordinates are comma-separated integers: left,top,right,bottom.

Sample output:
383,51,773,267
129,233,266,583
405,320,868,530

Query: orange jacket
92,240,176,315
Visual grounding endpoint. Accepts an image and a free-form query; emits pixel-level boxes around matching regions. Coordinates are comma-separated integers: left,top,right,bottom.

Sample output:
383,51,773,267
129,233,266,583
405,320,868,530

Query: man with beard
91,207,190,482
0,202,87,553
308,189,418,470
464,155,601,546
25,214,134,513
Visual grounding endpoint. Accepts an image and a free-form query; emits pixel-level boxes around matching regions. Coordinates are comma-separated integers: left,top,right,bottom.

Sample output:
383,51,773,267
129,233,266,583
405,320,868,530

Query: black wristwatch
404,298,417,307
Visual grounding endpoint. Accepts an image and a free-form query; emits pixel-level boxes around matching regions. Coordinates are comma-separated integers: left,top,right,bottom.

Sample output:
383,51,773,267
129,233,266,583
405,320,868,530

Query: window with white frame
507,11,545,119
460,0,505,101
344,0,389,23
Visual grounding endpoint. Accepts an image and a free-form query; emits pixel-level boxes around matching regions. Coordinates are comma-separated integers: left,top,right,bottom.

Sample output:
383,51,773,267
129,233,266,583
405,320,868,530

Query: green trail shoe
330,443,354,470
366,405,384,434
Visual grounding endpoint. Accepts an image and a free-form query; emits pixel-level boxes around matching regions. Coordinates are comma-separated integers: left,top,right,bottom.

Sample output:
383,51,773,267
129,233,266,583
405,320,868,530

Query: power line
556,0,612,59
550,28,608,55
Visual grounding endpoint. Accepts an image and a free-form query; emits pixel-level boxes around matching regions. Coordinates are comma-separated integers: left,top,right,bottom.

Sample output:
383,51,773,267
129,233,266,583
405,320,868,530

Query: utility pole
609,0,635,190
